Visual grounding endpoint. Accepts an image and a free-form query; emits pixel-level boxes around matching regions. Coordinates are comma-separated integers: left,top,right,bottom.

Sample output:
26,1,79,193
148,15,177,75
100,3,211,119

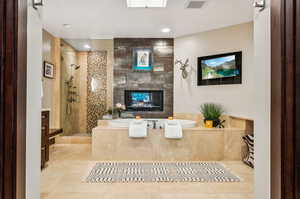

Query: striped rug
86,162,241,183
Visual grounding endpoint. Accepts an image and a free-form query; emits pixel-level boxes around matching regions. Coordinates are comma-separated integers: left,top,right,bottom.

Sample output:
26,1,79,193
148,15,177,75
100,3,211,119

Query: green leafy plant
200,103,224,121
106,108,114,115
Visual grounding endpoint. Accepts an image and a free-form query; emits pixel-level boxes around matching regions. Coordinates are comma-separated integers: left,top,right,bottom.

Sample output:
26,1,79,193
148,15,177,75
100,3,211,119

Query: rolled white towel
164,120,183,139
129,120,148,138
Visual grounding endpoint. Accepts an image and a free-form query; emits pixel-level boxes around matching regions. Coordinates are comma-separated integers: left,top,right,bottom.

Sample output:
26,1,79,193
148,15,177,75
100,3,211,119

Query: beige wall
174,22,254,118
42,30,61,128
77,52,88,135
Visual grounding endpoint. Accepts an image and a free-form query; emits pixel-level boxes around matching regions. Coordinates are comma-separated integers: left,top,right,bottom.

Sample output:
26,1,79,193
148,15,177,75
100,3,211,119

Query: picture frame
197,51,242,86
132,48,153,71
153,64,164,72
43,61,55,79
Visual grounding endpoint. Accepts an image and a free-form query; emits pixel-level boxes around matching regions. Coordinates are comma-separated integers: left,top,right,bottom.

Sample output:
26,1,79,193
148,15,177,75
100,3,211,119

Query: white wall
174,19,271,199
174,22,255,118
27,1,42,199
253,1,271,199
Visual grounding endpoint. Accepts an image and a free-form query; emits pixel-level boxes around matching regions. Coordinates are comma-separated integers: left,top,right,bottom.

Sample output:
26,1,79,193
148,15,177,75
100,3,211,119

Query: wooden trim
271,0,283,196
271,0,299,198
295,0,300,197
0,1,4,198
0,0,27,198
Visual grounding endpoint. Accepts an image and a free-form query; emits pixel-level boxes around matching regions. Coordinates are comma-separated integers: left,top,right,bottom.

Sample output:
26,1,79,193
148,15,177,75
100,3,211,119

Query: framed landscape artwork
133,48,153,71
197,51,242,86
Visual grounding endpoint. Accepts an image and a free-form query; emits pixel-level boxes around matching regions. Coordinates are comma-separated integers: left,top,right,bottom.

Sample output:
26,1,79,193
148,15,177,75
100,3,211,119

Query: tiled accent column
87,51,108,134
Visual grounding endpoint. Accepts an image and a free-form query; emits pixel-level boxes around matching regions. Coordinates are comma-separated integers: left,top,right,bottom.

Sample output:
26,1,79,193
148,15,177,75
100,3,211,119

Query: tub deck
92,124,248,161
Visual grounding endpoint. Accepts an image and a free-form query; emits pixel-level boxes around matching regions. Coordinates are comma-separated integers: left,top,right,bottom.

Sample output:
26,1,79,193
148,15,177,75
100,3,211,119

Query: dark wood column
0,0,27,199
295,0,300,197
271,0,300,198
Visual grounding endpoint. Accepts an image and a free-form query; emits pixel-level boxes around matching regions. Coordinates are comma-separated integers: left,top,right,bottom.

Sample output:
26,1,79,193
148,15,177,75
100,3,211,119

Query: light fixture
63,24,72,28
32,0,43,9
127,0,168,8
84,44,91,49
161,28,171,33
253,0,265,11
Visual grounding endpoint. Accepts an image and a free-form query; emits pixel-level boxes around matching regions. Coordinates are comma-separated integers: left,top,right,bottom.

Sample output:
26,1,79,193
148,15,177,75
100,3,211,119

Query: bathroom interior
41,0,255,198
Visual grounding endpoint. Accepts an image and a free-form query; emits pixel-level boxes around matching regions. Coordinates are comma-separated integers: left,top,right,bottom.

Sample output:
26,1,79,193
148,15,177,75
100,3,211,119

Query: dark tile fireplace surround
113,38,174,118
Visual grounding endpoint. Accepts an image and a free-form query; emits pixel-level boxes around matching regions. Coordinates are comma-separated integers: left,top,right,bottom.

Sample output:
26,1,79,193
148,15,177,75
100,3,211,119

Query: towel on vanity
129,120,148,138
164,120,183,139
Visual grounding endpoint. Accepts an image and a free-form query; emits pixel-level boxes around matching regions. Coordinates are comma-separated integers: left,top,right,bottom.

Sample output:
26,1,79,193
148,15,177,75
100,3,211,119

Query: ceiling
43,0,253,39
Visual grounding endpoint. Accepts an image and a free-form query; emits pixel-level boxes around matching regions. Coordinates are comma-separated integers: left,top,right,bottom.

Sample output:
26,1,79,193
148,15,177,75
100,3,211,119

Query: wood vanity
41,110,50,169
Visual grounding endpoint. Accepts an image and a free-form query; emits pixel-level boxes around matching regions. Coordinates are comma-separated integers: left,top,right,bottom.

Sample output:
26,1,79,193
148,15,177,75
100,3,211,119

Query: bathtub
108,119,197,128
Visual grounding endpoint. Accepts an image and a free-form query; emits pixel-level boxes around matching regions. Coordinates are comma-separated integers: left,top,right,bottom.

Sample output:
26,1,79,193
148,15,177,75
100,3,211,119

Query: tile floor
41,144,254,199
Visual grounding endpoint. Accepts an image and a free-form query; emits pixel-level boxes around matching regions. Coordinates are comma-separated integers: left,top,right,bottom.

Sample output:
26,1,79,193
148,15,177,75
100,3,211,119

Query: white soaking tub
107,119,196,128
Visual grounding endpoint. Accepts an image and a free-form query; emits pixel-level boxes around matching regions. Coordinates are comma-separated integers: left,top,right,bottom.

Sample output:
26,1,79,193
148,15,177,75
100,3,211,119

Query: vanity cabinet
41,110,50,169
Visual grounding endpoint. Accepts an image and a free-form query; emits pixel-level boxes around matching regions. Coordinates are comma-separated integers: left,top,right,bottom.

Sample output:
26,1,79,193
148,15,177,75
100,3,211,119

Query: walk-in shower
65,64,80,115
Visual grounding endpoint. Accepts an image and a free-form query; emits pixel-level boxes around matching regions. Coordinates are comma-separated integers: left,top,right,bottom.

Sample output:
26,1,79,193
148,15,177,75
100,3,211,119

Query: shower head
71,64,81,70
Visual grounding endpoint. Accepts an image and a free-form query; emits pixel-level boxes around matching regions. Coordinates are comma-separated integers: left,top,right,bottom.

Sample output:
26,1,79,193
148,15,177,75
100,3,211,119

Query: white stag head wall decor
175,59,189,79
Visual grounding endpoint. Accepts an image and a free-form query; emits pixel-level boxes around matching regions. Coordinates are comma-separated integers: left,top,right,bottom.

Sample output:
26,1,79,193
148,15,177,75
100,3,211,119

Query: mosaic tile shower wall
87,51,108,134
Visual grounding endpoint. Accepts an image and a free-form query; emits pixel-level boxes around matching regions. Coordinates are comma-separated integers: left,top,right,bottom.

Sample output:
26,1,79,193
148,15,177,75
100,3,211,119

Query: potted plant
200,103,225,128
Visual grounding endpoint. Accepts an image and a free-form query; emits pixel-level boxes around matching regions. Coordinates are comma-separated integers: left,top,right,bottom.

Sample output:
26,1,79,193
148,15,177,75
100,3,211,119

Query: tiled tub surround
92,115,253,161
113,38,174,118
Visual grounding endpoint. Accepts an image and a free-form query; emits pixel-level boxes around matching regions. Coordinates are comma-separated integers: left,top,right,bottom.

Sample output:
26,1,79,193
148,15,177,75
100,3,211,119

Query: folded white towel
164,120,183,139
129,120,148,138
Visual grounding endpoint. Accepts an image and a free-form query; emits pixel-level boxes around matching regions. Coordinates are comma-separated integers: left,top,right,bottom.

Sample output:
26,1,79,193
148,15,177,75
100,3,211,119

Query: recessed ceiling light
84,44,91,49
127,0,168,8
63,24,71,28
161,28,171,33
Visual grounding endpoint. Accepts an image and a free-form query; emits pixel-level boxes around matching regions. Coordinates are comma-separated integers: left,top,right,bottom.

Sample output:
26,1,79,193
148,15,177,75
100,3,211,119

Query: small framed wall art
153,64,165,72
43,61,55,79
132,48,153,71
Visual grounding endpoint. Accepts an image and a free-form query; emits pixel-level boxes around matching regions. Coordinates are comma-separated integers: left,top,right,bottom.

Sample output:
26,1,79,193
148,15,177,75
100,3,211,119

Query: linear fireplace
125,90,164,112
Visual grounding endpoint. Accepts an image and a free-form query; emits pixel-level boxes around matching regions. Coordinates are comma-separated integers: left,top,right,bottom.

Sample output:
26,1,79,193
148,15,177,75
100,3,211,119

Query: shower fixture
65,76,79,115
253,0,265,11
64,64,81,115
71,64,81,70
33,0,43,9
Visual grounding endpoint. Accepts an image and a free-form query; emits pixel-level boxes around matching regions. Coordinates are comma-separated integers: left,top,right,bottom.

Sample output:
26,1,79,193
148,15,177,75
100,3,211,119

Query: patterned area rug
86,162,241,183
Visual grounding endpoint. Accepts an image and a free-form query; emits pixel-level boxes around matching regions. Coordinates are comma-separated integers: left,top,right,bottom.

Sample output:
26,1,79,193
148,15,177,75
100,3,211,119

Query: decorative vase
204,119,220,128
204,120,213,128
212,119,220,127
